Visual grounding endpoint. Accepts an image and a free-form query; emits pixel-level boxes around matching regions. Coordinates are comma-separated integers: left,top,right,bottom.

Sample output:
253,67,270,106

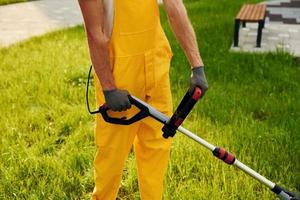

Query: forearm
87,32,116,91
79,0,116,91
163,0,204,67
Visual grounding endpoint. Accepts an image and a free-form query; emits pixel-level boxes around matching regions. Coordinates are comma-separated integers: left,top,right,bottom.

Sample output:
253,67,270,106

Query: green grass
0,0,299,199
0,0,32,5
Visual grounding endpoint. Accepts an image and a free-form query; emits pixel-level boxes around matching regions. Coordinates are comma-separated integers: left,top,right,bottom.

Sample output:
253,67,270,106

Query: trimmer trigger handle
162,87,202,139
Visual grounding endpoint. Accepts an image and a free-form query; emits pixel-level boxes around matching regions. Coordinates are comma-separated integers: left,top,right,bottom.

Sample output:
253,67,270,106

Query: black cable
86,65,100,114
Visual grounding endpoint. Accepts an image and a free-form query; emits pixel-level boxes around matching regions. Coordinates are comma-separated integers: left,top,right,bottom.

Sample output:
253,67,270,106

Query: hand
103,89,131,112
189,66,208,97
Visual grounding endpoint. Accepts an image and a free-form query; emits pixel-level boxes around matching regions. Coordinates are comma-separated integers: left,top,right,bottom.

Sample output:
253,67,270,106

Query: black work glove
189,66,208,97
103,89,131,112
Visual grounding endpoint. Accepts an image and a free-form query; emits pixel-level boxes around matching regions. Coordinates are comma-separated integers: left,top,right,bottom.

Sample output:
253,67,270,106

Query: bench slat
249,5,255,19
253,5,260,20
237,4,247,19
241,5,249,19
236,4,266,21
253,5,261,20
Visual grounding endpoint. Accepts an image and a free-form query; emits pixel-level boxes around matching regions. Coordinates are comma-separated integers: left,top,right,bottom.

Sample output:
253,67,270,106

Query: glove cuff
192,65,204,69
103,89,117,96
192,65,204,68
192,66,205,75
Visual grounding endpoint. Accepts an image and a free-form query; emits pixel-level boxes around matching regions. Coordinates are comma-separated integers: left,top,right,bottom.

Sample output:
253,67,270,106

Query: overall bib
92,0,173,199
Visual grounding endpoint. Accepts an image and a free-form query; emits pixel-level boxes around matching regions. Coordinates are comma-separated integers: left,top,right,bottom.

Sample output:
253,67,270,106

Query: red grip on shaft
224,152,235,165
174,118,184,127
192,87,202,100
213,147,236,165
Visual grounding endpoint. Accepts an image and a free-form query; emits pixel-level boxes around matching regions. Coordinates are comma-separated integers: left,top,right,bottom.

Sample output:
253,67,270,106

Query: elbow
165,0,186,21
86,28,109,48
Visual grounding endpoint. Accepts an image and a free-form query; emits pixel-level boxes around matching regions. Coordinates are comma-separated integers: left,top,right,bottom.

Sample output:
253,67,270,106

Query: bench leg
234,19,240,47
242,21,246,28
256,20,264,48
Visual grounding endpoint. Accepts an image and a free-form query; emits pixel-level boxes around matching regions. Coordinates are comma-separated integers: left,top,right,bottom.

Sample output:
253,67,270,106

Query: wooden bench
234,4,266,48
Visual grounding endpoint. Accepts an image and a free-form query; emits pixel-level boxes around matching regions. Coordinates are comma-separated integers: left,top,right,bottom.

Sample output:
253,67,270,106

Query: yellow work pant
92,52,173,200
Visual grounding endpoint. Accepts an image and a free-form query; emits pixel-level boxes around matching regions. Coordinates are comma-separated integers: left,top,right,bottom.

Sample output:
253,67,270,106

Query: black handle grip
162,87,202,138
99,96,150,125
86,65,150,125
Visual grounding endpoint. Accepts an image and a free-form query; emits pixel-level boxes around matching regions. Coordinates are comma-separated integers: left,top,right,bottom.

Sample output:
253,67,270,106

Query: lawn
0,0,299,199
0,0,32,5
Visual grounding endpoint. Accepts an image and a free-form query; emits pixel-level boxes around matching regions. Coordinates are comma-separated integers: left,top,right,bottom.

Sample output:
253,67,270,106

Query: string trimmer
86,66,299,200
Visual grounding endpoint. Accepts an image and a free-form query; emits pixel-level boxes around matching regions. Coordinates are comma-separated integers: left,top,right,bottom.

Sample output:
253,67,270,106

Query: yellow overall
92,0,173,199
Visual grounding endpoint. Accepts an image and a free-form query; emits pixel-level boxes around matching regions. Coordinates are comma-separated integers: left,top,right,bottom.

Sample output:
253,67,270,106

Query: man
78,0,208,199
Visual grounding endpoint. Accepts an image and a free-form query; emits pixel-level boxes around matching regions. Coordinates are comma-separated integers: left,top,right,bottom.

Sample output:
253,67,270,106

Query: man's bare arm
163,0,204,68
78,0,116,90
163,0,208,96
78,0,131,111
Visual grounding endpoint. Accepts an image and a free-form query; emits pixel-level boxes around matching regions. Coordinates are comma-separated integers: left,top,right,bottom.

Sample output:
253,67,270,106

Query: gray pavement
267,7,300,23
231,0,300,57
231,23,300,56
0,0,83,47
0,0,299,57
